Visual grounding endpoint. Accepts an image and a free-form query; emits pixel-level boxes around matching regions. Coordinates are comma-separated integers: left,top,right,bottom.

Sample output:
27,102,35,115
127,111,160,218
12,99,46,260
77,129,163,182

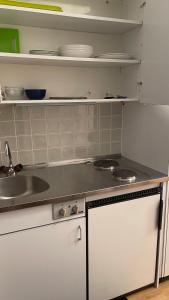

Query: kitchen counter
0,156,168,213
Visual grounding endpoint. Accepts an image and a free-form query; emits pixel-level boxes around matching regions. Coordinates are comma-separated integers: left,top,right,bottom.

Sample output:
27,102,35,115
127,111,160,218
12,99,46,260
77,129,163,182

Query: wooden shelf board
0,5,142,34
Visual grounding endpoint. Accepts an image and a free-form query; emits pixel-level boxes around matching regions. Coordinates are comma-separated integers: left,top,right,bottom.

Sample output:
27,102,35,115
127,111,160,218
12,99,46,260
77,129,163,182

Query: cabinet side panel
140,0,169,105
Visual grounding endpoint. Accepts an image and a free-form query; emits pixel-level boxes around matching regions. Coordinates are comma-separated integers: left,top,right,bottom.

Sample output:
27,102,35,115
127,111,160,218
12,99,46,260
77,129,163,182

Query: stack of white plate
59,44,94,58
29,50,58,56
98,53,134,59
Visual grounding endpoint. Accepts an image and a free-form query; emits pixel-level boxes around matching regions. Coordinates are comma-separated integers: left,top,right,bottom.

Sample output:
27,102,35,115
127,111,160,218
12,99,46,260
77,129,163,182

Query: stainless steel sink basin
0,175,49,200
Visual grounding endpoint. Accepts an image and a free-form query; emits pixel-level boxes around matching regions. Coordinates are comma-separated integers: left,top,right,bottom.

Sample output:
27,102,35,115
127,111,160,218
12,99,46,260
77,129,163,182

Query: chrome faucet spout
4,141,16,176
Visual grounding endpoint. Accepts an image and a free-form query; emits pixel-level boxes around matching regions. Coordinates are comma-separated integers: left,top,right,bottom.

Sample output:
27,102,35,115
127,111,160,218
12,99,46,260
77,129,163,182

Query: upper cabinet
0,0,143,105
140,0,169,105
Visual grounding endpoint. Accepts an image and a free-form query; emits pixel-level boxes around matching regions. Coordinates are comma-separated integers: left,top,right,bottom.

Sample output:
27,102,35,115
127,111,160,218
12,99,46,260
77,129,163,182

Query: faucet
4,141,16,176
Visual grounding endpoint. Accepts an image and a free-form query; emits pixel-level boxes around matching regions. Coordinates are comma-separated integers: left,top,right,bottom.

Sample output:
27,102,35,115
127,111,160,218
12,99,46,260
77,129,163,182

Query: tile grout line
13,105,19,164
29,106,34,164
44,106,49,164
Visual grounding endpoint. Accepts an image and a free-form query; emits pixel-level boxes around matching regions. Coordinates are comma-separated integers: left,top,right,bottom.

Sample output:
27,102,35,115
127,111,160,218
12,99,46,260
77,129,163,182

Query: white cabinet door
140,0,169,105
88,195,160,300
0,218,86,300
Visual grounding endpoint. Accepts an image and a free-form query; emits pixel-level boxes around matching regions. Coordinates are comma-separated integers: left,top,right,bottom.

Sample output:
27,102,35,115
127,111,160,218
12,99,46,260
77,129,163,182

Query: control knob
71,205,79,215
59,207,66,217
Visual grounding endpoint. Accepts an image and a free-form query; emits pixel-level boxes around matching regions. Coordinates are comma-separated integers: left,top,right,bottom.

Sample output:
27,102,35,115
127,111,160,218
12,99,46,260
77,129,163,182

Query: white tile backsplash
0,103,122,165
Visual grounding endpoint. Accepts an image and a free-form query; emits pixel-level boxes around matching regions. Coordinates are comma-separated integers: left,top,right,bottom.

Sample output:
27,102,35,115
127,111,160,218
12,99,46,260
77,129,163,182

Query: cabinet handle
77,225,82,241
158,199,163,230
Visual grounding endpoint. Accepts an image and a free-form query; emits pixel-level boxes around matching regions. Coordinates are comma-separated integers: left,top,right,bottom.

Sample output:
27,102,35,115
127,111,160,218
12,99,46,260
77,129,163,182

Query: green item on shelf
0,0,63,12
0,28,20,53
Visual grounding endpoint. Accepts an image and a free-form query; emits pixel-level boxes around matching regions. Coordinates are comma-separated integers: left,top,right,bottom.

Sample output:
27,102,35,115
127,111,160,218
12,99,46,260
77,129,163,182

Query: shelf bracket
140,1,146,8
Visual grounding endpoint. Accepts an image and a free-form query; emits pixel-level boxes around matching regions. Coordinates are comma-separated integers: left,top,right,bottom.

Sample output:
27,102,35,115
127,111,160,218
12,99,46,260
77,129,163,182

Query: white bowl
5,87,24,100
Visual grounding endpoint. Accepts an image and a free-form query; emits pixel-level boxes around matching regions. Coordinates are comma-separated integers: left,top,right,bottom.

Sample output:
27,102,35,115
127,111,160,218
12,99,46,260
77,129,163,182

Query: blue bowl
25,89,46,100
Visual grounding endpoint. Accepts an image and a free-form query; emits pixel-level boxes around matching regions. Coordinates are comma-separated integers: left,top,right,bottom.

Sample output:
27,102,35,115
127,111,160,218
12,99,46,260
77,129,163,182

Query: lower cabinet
0,217,86,300
87,194,160,300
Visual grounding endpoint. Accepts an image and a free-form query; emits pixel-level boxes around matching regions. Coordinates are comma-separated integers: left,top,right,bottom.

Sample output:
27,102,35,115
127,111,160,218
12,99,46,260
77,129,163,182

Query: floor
128,280,169,300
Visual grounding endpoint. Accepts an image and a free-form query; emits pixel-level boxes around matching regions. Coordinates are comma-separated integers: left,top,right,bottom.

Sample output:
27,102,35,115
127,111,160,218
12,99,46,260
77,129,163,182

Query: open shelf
0,98,139,105
0,53,140,68
0,5,142,34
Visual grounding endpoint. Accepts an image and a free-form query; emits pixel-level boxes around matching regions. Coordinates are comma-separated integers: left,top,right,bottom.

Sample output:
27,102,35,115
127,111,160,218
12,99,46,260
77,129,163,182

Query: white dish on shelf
4,87,25,100
98,53,134,59
29,50,59,56
60,44,94,58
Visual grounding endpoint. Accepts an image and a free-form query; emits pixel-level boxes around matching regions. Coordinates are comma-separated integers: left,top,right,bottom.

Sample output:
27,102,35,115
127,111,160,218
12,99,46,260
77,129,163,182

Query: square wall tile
17,135,32,151
111,142,121,154
15,106,30,120
100,143,111,155
60,133,74,147
75,146,88,158
45,106,60,119
60,106,74,118
30,106,45,120
100,117,111,130
15,121,31,135
60,119,75,133
33,150,48,164
100,103,112,116
87,144,100,156
48,148,61,162
0,122,15,137
100,130,111,144
0,106,13,121
88,104,98,118
88,131,99,144
31,119,46,135
88,117,99,131
74,118,88,132
46,119,60,133
112,115,122,128
47,134,61,148
111,129,122,142
111,103,122,115
32,135,47,149
74,133,88,146
62,147,75,160
18,151,33,165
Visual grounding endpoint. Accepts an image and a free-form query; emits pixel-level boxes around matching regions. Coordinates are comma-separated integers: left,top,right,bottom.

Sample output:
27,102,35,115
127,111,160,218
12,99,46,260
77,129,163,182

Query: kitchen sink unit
0,157,168,300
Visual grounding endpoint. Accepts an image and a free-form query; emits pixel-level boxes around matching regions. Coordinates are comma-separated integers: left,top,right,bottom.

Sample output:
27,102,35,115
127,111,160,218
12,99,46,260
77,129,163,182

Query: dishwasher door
0,217,86,300
87,189,161,300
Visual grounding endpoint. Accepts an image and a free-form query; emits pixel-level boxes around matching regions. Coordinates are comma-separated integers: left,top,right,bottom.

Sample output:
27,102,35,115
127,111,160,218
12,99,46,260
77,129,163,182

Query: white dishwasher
0,199,86,300
87,187,163,300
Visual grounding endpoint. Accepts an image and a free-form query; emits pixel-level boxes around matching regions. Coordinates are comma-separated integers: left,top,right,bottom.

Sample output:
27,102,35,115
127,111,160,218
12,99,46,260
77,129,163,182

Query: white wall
122,103,169,174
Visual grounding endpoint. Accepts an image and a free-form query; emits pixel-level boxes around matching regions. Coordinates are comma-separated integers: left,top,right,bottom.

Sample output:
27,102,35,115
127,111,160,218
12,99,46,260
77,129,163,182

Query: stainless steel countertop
0,156,168,213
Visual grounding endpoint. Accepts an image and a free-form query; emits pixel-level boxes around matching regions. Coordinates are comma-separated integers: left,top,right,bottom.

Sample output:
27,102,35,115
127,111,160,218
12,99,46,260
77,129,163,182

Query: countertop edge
0,176,168,214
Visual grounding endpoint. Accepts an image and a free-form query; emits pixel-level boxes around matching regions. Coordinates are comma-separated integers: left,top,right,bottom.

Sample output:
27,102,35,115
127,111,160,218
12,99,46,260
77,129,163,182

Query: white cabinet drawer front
0,204,53,235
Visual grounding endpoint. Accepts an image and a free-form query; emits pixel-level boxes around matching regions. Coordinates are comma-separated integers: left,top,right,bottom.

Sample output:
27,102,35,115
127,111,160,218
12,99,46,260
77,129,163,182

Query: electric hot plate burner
113,169,137,183
94,159,119,171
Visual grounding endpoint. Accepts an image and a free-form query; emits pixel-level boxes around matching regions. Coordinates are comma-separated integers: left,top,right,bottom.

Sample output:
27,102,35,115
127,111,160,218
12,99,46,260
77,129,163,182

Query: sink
0,175,49,200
